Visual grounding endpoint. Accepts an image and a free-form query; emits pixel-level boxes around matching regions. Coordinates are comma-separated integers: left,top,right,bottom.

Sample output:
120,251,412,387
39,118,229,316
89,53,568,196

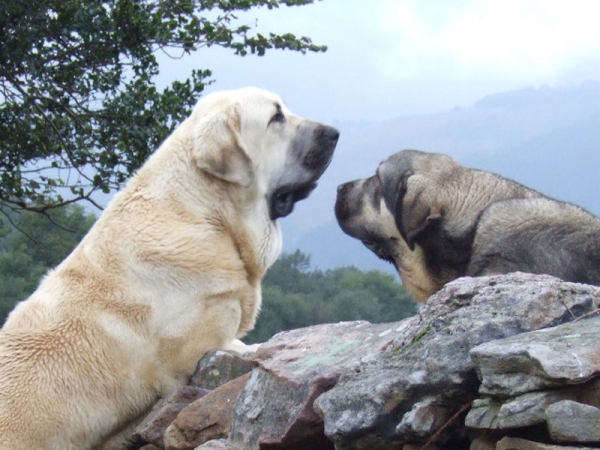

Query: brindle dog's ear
393,173,441,251
193,105,254,187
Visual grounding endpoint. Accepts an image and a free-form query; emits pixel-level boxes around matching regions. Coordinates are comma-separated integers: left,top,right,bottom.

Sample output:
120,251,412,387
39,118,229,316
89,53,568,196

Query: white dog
0,88,338,449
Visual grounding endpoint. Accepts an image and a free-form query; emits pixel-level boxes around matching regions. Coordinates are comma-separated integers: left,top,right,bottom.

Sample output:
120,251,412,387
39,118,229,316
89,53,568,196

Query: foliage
246,250,419,343
0,0,325,212
0,205,96,321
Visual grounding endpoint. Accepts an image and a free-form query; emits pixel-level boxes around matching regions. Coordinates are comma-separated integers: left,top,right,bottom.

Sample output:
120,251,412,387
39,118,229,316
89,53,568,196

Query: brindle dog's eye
269,111,285,124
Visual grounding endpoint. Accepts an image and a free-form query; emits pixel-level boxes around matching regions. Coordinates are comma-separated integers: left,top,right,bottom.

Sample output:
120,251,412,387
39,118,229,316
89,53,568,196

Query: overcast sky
157,0,600,124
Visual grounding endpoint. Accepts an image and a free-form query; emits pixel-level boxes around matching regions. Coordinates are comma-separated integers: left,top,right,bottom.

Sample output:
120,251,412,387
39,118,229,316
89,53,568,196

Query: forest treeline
0,206,418,340
246,250,417,342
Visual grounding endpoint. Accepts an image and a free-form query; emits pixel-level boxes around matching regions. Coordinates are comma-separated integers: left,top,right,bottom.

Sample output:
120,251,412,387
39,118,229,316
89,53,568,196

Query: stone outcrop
467,316,600,441
131,273,600,450
164,373,251,450
134,386,210,448
230,320,399,450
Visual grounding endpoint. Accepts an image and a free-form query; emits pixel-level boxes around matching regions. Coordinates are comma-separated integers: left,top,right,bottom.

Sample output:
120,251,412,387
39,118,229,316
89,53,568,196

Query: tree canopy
0,0,324,213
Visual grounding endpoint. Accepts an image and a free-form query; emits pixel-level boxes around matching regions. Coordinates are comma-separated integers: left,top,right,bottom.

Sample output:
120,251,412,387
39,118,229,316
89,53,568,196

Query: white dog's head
190,87,339,220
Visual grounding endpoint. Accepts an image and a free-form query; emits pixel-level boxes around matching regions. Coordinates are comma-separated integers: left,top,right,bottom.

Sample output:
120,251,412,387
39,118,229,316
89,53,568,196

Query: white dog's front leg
224,339,261,354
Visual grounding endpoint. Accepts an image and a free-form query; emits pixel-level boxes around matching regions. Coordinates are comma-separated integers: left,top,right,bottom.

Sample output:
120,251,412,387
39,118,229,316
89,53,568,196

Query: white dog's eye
269,111,285,125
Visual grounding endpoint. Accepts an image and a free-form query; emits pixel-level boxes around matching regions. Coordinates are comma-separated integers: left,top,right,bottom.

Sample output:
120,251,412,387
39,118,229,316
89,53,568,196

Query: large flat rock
471,316,600,396
229,320,401,450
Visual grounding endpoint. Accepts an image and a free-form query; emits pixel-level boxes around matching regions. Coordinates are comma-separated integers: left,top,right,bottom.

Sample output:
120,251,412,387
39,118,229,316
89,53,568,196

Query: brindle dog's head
335,150,538,301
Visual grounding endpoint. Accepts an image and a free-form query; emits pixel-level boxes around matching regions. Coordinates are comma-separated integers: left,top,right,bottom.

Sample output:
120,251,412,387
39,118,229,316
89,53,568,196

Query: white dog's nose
304,125,339,170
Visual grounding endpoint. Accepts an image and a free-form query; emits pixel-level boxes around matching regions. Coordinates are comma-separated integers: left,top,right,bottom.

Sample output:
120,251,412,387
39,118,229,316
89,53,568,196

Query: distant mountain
466,111,600,213
281,81,600,273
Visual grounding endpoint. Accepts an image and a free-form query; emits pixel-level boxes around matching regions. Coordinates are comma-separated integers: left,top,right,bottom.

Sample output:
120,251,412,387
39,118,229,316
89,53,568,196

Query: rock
402,445,442,450
229,320,400,450
134,350,252,448
466,376,600,430
466,389,578,429
194,439,231,449
469,436,497,450
395,397,453,439
496,436,596,450
134,386,209,448
471,316,600,397
139,445,162,450
190,350,254,390
163,373,250,450
314,273,600,449
545,400,600,443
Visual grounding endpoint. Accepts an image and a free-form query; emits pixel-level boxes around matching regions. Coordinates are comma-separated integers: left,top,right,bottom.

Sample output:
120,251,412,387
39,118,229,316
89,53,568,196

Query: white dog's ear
193,106,254,187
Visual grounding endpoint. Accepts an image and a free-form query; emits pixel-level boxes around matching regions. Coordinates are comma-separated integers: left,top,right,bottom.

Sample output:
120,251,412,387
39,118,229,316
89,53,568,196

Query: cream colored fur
0,87,325,449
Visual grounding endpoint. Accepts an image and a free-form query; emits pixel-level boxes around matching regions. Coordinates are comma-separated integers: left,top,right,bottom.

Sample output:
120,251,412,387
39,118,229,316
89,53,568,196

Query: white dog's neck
96,126,283,280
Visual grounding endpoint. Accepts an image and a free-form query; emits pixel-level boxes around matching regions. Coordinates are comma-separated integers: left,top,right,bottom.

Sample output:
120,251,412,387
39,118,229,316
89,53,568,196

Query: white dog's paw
225,339,262,354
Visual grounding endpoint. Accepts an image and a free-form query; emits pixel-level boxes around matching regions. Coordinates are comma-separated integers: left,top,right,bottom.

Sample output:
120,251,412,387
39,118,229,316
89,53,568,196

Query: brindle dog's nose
335,180,359,222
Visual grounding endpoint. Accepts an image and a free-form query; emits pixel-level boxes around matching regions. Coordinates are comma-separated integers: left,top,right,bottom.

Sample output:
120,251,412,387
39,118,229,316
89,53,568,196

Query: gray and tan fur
336,149,600,301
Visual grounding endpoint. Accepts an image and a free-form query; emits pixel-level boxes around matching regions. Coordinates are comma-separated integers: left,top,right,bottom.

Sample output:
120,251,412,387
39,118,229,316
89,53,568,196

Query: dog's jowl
336,149,600,302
